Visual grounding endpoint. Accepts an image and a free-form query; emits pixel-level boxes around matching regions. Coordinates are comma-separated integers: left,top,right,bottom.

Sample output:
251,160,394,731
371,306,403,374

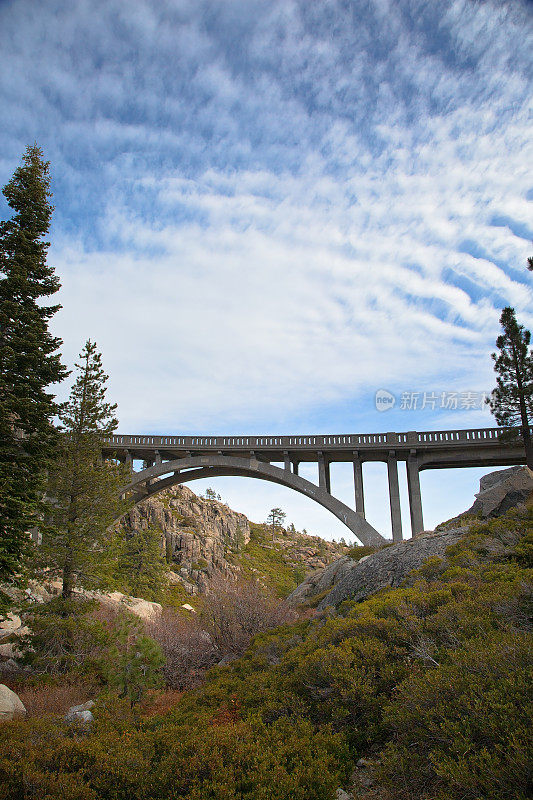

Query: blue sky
1,0,532,540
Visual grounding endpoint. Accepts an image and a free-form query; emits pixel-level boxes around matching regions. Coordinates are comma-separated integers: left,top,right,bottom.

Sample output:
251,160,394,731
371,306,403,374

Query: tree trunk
62,547,75,599
521,425,533,470
511,340,533,469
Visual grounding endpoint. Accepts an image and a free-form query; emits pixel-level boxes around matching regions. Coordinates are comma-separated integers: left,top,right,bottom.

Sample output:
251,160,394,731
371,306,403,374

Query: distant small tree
204,487,217,500
487,306,533,468
266,507,286,539
39,341,129,597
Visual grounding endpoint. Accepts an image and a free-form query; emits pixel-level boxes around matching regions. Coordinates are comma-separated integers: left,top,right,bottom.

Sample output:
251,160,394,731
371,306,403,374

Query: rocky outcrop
307,466,530,610
0,613,23,642
118,485,251,594
286,556,358,606
84,591,162,621
0,685,26,721
466,465,533,517
317,528,469,609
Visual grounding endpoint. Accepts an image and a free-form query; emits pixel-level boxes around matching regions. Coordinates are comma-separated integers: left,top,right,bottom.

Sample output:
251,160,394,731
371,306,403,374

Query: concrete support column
387,451,403,542
283,451,291,472
318,452,331,493
125,450,133,472
353,453,365,517
407,453,424,537
154,450,162,466
292,460,299,476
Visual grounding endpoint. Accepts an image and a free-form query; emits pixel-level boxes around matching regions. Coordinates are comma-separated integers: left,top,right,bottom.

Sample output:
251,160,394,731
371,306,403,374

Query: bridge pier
387,451,403,542
124,450,133,472
407,453,424,536
318,452,331,493
353,453,365,516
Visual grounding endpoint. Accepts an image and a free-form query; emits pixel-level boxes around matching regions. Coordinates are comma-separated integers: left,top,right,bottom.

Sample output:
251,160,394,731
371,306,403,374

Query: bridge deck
101,426,527,470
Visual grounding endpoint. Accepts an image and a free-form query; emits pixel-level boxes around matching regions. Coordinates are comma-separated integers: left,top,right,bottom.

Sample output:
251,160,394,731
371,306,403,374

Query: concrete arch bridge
101,426,528,547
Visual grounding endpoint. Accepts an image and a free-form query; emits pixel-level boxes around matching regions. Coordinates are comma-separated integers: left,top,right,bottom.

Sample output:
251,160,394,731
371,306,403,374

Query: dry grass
16,682,97,718
139,688,184,718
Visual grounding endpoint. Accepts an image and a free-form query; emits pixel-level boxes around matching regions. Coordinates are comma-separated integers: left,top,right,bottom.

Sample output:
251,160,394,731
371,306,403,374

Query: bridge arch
121,454,386,547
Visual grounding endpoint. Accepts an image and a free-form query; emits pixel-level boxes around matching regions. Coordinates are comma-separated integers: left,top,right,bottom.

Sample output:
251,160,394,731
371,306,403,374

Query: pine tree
110,524,167,601
40,341,129,598
0,145,68,585
266,507,286,540
487,306,533,468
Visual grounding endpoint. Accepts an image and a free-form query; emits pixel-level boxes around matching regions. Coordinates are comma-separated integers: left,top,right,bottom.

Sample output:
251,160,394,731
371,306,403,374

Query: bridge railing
101,426,528,451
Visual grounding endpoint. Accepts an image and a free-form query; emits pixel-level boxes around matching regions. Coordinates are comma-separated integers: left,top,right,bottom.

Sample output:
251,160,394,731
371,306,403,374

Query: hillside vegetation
117,485,346,599
0,504,531,799
235,522,341,597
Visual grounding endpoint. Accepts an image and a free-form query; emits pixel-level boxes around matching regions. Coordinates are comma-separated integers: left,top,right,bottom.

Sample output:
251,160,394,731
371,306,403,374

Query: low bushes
16,598,165,705
1,507,531,799
0,711,348,800
379,630,533,800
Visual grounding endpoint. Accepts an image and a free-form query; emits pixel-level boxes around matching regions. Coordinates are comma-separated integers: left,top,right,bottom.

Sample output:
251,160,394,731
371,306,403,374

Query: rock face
317,528,469,609
0,684,26,721
0,613,22,642
466,465,533,518
308,466,530,610
118,485,251,594
286,556,358,606
86,591,162,621
116,485,346,596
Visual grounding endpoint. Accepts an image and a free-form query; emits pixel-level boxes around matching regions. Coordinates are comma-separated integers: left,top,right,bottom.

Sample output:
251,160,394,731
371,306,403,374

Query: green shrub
17,598,112,679
0,710,348,800
346,544,378,561
106,617,164,706
379,631,533,800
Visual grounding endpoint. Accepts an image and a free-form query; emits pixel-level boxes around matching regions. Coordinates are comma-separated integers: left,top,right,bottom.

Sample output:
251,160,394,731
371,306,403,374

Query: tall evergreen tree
487,306,533,468
108,524,167,601
0,145,67,584
40,341,129,598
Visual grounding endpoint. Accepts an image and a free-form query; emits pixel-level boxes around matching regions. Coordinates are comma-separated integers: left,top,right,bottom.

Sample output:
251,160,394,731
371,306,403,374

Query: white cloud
1,0,532,538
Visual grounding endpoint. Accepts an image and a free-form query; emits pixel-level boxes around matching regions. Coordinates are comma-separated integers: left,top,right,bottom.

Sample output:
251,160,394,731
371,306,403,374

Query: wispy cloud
1,0,532,536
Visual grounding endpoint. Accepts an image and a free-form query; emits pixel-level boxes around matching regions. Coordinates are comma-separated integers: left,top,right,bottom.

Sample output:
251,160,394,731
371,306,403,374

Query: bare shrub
17,682,96,718
201,577,297,658
149,579,297,689
148,609,215,690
